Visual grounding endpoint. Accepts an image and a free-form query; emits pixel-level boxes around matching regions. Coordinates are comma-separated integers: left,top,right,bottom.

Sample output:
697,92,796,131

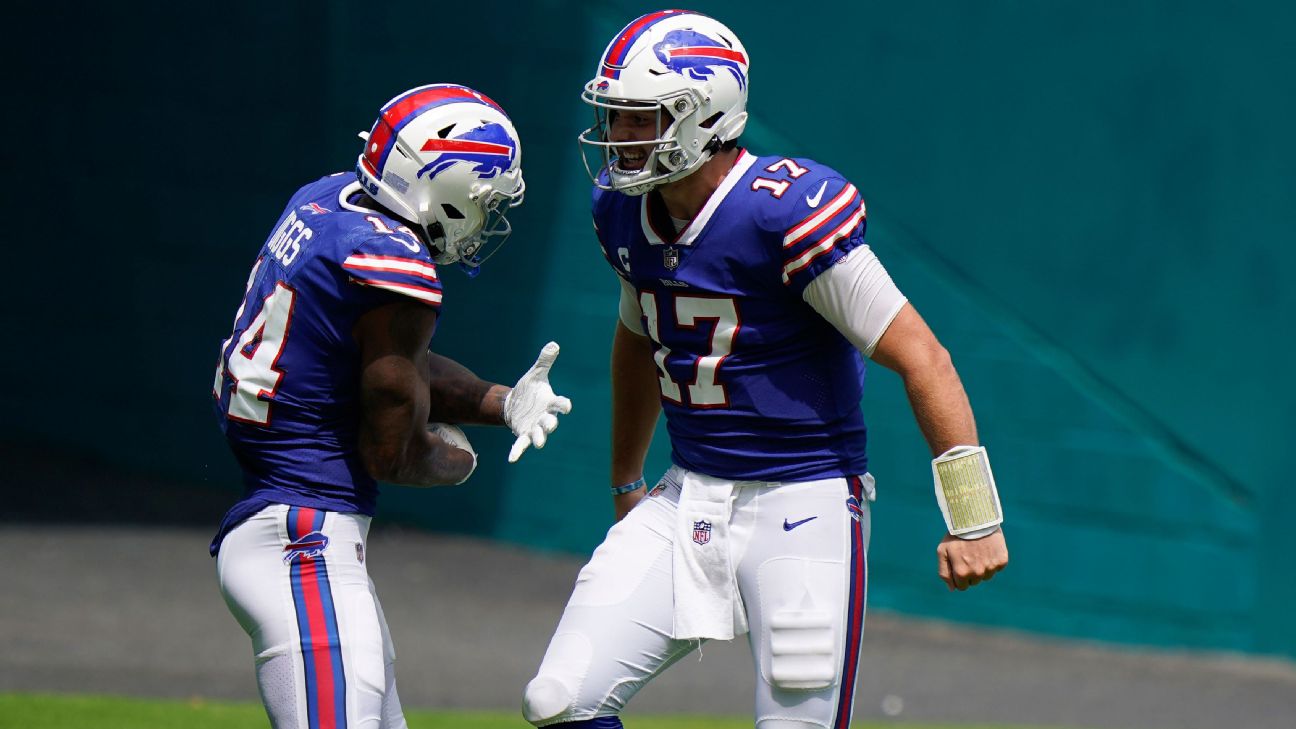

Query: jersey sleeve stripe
782,199,863,260
350,278,443,306
783,184,858,248
343,255,438,281
781,207,867,285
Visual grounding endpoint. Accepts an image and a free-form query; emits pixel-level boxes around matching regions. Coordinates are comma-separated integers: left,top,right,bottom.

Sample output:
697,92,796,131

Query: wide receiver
522,11,1007,729
211,84,570,729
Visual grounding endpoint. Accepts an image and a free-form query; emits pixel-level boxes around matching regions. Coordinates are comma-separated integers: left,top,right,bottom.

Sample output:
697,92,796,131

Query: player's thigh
217,505,394,728
216,505,297,655
738,478,873,729
524,492,693,724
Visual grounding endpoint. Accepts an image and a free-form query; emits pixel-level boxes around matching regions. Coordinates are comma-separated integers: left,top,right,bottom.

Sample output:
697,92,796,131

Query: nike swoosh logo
805,181,828,208
783,516,818,531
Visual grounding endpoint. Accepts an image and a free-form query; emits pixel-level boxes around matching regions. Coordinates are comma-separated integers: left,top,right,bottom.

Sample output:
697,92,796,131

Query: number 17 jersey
595,151,871,482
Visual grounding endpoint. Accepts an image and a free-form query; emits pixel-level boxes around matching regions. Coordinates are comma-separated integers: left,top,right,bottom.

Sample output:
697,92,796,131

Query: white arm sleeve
802,245,908,357
618,277,646,335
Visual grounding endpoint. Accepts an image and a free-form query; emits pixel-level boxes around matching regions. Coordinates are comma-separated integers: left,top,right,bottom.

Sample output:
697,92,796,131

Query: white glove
503,341,573,463
428,422,477,484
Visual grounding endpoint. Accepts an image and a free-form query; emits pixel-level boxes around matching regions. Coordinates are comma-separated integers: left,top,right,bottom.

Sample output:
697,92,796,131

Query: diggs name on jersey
266,209,314,266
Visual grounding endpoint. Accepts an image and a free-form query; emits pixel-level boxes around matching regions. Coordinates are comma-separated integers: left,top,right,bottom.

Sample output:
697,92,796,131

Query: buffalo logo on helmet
418,122,517,181
283,531,330,564
653,30,748,90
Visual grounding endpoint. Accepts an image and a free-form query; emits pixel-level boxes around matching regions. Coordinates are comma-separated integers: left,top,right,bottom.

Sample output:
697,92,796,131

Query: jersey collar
640,150,756,247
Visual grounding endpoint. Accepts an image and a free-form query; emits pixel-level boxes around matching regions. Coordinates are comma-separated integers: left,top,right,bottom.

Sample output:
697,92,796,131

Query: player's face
608,107,664,172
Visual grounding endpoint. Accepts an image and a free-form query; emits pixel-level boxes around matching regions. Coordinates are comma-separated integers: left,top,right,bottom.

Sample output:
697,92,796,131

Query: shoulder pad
340,218,442,307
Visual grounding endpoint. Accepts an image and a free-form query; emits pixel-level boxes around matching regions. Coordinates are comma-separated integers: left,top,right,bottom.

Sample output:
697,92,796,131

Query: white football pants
216,504,407,729
524,466,874,729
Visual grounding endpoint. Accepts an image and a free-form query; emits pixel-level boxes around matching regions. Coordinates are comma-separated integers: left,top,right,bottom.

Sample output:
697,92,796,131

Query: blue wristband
611,477,646,495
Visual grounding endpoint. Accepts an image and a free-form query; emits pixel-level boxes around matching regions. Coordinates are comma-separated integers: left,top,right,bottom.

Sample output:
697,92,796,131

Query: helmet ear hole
698,112,723,129
441,203,466,220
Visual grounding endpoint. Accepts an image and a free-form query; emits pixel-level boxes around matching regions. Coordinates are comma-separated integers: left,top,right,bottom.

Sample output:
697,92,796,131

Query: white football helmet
579,10,750,196
354,84,525,268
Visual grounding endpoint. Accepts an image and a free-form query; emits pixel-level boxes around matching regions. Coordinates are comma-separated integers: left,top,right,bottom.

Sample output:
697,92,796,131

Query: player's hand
503,342,573,463
428,423,477,484
936,529,1008,591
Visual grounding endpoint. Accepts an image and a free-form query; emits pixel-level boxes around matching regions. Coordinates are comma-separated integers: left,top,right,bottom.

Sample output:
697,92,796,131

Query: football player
523,11,1008,729
211,84,571,729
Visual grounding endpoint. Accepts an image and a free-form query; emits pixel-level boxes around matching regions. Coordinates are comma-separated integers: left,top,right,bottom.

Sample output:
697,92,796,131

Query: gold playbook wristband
931,445,1003,538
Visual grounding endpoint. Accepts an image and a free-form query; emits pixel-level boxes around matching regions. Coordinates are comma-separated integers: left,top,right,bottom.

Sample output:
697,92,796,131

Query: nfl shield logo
692,519,712,545
663,247,681,271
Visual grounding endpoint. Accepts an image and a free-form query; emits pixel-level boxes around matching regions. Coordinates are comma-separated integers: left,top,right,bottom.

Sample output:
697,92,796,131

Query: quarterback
211,84,570,729
523,11,1007,729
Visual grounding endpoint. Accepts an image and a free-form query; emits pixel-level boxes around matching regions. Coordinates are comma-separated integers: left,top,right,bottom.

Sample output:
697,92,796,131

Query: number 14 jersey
209,173,442,553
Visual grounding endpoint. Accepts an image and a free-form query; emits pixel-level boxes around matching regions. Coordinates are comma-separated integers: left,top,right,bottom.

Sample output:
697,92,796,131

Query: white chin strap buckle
932,445,1003,539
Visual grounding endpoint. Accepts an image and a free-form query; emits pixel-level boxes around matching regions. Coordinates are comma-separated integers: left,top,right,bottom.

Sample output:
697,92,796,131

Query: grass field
0,693,1068,729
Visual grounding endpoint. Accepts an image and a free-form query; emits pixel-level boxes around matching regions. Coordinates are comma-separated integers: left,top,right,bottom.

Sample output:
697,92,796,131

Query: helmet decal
362,84,504,178
600,8,688,78
418,122,518,181
653,30,748,90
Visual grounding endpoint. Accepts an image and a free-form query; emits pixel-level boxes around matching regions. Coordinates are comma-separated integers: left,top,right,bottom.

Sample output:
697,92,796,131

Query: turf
0,693,1066,729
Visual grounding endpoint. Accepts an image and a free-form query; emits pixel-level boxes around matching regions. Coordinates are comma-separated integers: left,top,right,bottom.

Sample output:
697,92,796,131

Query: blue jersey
210,174,443,553
595,151,870,482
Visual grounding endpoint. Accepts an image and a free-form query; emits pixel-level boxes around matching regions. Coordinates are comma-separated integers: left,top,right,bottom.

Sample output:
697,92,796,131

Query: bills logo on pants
284,530,330,564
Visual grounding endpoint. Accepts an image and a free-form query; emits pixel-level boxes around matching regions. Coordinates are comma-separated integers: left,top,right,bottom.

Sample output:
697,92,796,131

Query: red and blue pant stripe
288,507,347,729
833,476,869,729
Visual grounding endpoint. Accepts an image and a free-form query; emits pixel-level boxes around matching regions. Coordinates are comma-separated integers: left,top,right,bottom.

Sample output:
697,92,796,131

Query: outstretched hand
503,342,573,463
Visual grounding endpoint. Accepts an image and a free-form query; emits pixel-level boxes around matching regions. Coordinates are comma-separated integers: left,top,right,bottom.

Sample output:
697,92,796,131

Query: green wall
6,1,1292,660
